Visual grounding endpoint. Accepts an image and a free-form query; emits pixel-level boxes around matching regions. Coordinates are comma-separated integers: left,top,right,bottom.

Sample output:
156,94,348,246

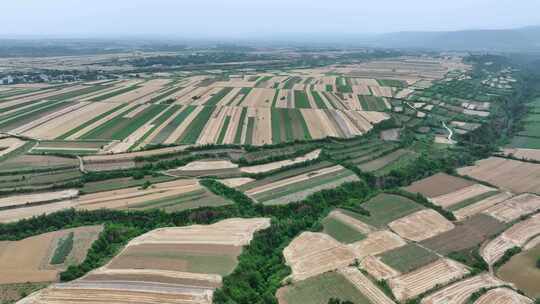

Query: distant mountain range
365,26,540,52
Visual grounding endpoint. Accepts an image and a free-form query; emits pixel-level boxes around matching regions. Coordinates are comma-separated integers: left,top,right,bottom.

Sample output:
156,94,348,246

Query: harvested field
498,244,540,299
218,177,254,188
360,255,401,281
501,148,540,162
454,192,514,221
22,218,270,304
380,243,439,274
338,267,396,304
404,173,475,198
173,159,238,171
0,199,76,223
388,209,455,242
474,288,533,304
283,232,355,281
349,230,407,259
483,193,540,223
0,189,78,209
245,165,359,205
277,271,373,304
420,214,505,255
18,281,214,304
389,259,470,301
430,184,498,209
481,214,540,265
240,149,320,174
342,193,424,228
421,273,507,304
457,157,540,195
128,218,270,246
0,138,26,157
0,226,102,284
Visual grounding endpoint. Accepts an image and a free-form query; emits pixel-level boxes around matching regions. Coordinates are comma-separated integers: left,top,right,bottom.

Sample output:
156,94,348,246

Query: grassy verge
50,232,74,265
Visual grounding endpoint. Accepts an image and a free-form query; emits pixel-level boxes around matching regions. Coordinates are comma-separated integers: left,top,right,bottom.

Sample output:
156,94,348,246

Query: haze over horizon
3,0,540,39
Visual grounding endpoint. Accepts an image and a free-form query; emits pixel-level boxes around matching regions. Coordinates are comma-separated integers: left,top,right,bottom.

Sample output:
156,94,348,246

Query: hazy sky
3,0,540,38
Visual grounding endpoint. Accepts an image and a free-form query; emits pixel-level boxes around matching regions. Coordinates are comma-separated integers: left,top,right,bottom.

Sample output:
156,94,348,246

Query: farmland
457,157,540,195
277,271,372,304
0,226,102,284
498,245,540,298
342,193,424,228
2,50,538,304
19,218,270,304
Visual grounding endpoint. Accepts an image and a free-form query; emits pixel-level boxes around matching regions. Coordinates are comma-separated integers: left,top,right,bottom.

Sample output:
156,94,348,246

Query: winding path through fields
442,121,454,143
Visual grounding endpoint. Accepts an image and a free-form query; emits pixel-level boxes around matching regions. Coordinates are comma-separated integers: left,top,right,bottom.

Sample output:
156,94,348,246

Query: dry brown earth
483,193,540,223
421,273,508,304
283,232,356,281
388,259,469,301
474,287,533,304
388,210,455,242
349,230,406,259
457,157,540,194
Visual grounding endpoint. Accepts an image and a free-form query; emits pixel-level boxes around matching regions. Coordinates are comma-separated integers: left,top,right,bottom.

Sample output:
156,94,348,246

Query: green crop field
245,117,255,145
283,76,302,89
254,169,355,203
231,87,252,106
81,104,168,140
234,107,248,144
90,85,140,101
179,106,215,144
282,272,372,304
322,216,366,244
30,149,98,155
50,232,74,265
127,189,231,213
206,87,233,106
377,79,405,87
50,85,112,101
358,95,387,111
149,86,185,103
270,108,311,143
380,243,439,273
271,108,283,143
294,90,311,108
519,122,540,137
80,175,175,194
523,114,540,122
271,89,280,107
312,91,327,109
152,105,195,143
217,116,231,144
0,100,68,129
57,103,128,139
509,135,540,149
342,193,424,228
130,105,182,149
290,108,312,140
